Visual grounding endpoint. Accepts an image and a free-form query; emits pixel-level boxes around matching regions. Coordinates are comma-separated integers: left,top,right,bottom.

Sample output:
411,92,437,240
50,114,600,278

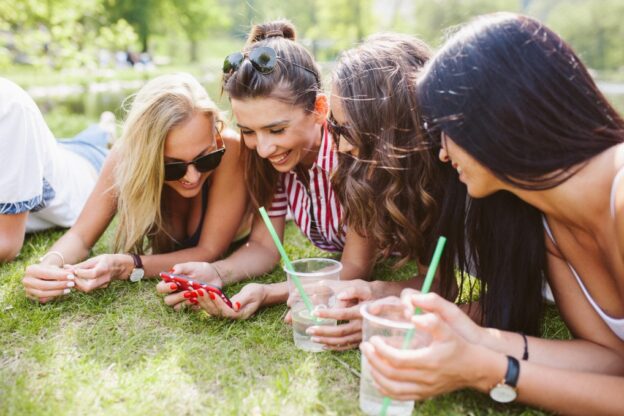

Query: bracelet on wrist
521,333,529,361
39,251,65,267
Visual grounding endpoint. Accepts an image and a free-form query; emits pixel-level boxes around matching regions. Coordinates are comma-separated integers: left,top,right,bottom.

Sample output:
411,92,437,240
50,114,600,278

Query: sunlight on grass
0,221,563,415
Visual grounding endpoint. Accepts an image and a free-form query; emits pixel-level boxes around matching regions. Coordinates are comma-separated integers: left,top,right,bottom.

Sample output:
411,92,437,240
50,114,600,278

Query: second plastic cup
359,298,431,416
284,258,342,352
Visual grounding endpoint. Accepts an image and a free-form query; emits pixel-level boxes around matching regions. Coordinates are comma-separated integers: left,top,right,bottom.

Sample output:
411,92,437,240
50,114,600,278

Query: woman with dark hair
158,20,377,315
362,13,624,414
303,33,465,351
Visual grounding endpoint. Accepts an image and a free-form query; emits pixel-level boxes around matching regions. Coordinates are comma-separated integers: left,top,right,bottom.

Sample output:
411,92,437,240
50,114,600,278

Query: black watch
489,355,520,403
128,253,145,282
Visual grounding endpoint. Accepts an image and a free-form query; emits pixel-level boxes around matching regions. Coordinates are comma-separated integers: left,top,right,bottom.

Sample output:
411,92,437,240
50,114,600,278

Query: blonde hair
113,73,223,254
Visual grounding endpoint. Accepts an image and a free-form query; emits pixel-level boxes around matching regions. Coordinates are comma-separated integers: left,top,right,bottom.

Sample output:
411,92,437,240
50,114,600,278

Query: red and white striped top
268,126,346,252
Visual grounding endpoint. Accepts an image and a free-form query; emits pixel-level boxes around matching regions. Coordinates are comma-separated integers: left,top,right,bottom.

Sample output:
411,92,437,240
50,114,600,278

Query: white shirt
0,77,98,232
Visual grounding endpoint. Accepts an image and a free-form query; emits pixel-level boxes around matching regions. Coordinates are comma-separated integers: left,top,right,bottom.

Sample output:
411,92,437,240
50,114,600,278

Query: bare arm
0,212,27,262
470,346,624,416
339,227,376,280
364,292,624,416
209,213,284,285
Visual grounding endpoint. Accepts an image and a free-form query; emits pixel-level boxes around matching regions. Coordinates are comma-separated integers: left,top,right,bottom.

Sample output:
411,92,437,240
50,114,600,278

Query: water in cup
359,353,414,416
291,304,337,352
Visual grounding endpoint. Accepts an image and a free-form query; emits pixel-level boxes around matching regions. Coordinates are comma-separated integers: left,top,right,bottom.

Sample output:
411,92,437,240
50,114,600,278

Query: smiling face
231,96,325,172
163,112,220,198
439,132,505,198
329,84,359,158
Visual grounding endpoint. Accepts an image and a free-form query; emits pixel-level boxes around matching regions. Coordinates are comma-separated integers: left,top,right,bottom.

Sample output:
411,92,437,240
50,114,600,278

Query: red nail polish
235,302,241,311
190,299,198,305
197,289,204,297
190,291,197,298
170,284,177,290
184,292,191,299
209,292,215,300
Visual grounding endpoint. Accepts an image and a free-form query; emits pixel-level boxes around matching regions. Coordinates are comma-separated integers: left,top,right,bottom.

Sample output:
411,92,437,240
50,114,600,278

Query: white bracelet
39,251,65,267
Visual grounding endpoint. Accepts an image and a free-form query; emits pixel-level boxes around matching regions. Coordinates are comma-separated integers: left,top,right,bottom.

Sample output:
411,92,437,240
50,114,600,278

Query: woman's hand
67,254,134,293
360,292,486,401
23,264,76,303
156,279,199,312
193,283,265,320
170,262,224,288
304,279,375,351
400,289,486,345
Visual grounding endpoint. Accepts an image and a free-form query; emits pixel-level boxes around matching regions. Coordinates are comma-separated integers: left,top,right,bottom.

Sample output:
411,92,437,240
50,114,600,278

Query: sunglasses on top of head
327,112,355,148
222,46,320,84
164,121,226,181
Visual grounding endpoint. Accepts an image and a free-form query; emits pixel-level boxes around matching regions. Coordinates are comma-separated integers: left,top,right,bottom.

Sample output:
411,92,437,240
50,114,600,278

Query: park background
1,0,623,415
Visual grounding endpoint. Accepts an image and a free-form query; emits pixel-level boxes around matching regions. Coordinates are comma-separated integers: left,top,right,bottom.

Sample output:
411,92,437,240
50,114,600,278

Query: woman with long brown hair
301,33,462,350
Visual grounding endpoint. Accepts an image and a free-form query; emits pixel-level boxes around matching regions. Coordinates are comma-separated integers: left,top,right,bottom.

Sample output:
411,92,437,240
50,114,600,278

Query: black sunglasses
223,46,320,84
327,112,355,148
164,125,226,181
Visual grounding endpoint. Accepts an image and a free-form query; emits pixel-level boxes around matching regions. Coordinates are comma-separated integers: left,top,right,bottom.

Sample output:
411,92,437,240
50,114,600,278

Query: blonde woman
22,73,248,303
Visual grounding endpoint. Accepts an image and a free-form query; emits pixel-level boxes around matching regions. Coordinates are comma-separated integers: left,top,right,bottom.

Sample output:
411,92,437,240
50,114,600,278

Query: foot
99,111,117,146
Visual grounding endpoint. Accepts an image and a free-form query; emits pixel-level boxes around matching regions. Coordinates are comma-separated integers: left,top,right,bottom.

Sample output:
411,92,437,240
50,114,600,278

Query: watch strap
129,253,144,270
504,355,520,388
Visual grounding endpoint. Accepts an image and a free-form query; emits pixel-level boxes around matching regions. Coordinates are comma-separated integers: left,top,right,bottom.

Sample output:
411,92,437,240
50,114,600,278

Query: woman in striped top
158,20,377,314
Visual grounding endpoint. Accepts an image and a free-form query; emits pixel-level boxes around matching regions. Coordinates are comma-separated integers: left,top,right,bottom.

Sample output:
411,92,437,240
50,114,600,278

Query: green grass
0,220,571,415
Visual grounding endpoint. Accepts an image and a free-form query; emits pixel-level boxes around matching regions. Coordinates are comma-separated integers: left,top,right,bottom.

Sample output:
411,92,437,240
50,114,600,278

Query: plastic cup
359,298,431,416
284,258,342,352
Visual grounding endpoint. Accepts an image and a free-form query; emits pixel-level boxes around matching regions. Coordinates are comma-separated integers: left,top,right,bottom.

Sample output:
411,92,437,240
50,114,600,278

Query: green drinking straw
258,207,316,317
379,236,447,416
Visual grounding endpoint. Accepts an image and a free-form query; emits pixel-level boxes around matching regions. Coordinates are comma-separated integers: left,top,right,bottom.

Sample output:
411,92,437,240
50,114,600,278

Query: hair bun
247,20,297,44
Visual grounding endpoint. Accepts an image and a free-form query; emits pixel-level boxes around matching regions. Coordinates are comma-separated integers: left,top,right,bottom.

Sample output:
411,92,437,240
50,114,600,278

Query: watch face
489,384,517,403
129,269,145,282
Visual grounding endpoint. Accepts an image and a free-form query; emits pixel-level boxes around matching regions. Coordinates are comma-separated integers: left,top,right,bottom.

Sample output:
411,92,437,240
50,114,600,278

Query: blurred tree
170,0,228,62
105,0,162,52
0,0,138,69
547,0,624,70
411,0,519,47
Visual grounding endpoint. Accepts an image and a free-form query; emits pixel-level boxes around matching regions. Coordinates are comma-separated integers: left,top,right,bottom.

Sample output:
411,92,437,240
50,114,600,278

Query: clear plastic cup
359,298,431,416
284,258,342,352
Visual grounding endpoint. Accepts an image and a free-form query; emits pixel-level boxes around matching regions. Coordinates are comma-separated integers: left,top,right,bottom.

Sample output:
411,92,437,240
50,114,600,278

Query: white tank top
542,166,624,341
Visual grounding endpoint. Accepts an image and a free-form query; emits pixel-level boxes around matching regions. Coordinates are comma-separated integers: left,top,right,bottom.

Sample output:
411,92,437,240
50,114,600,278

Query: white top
0,77,97,232
542,167,624,341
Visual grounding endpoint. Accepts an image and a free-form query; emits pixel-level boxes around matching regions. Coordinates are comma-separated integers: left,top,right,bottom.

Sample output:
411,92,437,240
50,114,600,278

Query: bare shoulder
222,128,242,156
214,128,244,177
615,144,624,261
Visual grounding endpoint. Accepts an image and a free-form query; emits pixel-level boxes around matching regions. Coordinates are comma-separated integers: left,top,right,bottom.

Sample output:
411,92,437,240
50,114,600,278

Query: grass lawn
0,104,572,416
0,220,570,415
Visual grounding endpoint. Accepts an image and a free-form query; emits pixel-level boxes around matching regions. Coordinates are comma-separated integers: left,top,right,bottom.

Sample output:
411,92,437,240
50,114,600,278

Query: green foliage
546,0,624,70
3,0,624,71
410,0,520,48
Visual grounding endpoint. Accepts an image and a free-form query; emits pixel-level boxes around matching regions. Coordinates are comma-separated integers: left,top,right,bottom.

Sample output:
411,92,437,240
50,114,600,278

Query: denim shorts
58,124,109,172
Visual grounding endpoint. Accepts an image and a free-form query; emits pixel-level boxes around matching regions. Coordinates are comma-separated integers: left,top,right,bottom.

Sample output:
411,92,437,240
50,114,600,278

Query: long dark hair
331,34,445,270
222,20,321,209
419,13,624,334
